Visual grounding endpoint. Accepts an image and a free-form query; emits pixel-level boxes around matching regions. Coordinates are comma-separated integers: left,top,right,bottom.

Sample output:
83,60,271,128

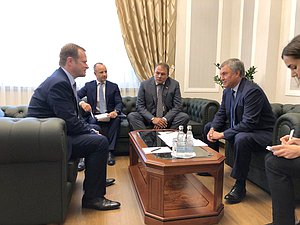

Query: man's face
72,49,89,78
94,64,107,83
283,55,300,83
154,65,168,84
220,65,241,88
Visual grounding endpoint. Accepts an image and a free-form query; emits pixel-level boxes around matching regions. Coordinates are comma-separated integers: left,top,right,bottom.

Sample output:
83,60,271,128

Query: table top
129,129,225,169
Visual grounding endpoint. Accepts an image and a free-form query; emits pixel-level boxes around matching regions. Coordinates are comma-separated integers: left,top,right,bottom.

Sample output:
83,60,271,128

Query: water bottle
185,125,194,156
176,125,186,154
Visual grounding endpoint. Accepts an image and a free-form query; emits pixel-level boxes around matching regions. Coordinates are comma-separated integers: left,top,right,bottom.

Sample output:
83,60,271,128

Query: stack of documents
158,131,208,147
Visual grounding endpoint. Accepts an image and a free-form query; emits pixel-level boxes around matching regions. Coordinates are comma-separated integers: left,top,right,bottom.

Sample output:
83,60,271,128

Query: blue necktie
99,83,106,113
73,82,79,116
230,90,236,128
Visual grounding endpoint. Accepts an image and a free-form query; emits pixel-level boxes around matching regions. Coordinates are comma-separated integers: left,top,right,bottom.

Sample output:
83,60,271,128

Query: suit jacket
211,78,275,140
77,80,123,115
27,67,92,136
136,76,183,123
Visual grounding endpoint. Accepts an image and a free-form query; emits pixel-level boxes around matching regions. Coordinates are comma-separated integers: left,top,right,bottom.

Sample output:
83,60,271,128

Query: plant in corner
213,63,257,88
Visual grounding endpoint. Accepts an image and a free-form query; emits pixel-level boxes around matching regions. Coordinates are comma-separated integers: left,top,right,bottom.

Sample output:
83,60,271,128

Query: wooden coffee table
129,130,225,225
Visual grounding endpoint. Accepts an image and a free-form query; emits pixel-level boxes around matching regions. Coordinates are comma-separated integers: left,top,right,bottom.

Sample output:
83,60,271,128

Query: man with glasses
127,62,189,130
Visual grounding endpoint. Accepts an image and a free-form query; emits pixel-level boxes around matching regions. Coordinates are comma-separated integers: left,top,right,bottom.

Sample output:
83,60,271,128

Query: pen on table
289,129,294,141
151,147,161,152
90,111,95,119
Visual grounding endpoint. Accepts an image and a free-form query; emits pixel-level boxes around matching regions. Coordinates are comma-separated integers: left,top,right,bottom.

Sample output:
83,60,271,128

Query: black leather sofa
225,103,300,198
0,107,77,225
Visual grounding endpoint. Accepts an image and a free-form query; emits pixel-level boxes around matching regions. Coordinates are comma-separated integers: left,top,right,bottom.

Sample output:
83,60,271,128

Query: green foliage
214,63,257,88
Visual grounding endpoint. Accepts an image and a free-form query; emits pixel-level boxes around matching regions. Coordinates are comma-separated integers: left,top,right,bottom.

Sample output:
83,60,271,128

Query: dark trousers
127,111,189,130
96,117,120,152
69,133,109,200
88,117,120,152
265,153,300,225
204,122,272,180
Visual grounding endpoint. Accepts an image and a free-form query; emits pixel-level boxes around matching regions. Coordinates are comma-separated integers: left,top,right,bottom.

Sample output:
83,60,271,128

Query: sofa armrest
273,112,300,145
0,117,68,163
0,117,70,224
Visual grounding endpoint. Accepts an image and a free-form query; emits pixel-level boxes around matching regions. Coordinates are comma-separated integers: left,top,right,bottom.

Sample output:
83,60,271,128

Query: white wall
176,0,300,104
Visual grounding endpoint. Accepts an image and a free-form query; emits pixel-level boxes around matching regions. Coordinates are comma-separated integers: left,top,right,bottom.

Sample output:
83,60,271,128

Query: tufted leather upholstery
225,103,300,197
1,97,220,156
0,117,74,224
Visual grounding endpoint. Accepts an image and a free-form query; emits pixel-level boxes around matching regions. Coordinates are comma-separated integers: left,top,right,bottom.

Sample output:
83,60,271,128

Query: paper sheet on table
158,131,208,147
142,147,172,154
95,113,110,122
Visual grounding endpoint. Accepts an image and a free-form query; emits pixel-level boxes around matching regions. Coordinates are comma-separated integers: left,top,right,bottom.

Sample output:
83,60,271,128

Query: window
0,0,140,90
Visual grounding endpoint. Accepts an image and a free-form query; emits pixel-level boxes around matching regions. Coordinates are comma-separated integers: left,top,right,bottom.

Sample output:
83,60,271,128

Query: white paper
158,131,208,147
142,146,172,154
95,113,110,122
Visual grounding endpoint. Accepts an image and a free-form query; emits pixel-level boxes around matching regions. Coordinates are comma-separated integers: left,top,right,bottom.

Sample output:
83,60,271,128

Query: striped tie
230,89,236,128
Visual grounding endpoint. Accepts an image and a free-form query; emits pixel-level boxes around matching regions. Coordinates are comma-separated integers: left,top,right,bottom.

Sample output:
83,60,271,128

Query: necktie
156,84,164,117
99,83,106,113
230,90,236,128
73,82,79,116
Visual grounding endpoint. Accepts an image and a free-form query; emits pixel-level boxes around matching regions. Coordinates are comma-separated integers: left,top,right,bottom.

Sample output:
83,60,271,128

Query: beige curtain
115,0,177,81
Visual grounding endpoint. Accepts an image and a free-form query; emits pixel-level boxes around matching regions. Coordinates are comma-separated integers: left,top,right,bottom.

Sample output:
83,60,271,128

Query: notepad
95,113,110,122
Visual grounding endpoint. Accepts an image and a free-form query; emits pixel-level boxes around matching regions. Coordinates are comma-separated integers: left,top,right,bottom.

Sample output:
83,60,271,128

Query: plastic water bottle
185,125,194,156
176,125,186,154
186,125,194,147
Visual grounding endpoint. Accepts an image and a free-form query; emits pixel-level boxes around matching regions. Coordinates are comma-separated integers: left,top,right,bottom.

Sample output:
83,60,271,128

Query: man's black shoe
82,197,121,210
77,158,85,171
197,172,211,176
107,152,115,166
106,178,115,187
224,185,246,204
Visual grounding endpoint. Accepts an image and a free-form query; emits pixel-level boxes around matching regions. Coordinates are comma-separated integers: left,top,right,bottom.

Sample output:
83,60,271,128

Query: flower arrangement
213,63,257,88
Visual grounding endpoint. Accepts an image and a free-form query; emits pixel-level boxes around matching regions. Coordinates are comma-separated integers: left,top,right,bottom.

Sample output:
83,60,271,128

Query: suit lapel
234,78,246,110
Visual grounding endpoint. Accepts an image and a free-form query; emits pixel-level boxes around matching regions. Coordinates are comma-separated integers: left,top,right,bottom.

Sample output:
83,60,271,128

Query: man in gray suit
128,63,189,130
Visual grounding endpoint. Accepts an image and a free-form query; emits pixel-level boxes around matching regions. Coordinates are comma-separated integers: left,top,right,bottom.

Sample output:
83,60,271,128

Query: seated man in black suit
204,58,275,204
127,63,189,130
77,63,123,166
27,43,120,210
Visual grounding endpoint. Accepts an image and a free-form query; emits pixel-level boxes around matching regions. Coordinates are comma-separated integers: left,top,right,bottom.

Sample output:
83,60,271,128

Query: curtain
115,0,177,80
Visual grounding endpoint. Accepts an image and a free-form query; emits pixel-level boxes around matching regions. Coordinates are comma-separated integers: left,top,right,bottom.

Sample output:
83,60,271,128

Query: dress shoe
224,185,246,204
107,152,115,166
197,172,211,176
77,158,85,171
265,222,300,225
106,178,115,187
82,197,121,210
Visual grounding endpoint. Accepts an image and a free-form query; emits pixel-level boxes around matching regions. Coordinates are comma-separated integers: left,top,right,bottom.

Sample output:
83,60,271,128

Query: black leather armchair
225,103,300,198
0,116,76,225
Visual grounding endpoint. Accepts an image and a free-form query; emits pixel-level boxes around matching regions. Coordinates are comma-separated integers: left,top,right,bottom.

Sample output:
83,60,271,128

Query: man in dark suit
127,63,189,130
27,43,120,210
204,58,275,204
77,63,123,166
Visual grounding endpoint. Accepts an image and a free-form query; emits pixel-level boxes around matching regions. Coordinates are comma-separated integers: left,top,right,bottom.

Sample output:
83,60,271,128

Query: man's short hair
221,58,245,77
59,43,85,67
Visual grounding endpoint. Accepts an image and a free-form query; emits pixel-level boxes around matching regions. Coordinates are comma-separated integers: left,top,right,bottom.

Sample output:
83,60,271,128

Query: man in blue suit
27,43,120,210
77,63,123,166
204,58,275,204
